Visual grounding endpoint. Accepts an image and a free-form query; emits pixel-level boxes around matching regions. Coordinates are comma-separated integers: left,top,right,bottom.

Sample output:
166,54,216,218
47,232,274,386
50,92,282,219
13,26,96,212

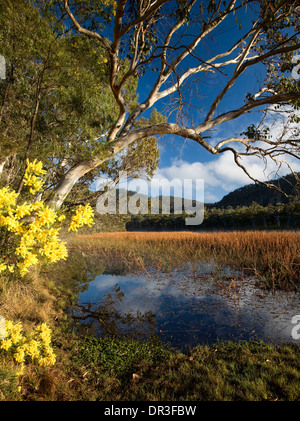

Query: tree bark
0,157,7,175
46,157,105,209
46,122,214,209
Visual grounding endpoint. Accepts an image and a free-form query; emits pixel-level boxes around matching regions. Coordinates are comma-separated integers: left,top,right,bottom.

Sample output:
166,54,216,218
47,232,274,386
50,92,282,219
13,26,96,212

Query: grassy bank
0,230,299,400
66,336,300,401
2,323,300,401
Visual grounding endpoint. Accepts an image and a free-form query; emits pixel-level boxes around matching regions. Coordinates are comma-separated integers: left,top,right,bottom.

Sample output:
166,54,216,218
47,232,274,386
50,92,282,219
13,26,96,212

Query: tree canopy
0,0,160,206
1,0,299,209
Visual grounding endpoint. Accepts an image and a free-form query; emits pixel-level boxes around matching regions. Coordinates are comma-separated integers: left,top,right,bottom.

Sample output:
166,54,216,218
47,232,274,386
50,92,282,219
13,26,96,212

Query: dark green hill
125,172,300,231
212,172,300,209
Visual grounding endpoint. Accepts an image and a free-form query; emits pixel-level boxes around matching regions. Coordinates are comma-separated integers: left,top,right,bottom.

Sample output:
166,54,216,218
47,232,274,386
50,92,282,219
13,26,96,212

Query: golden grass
68,230,300,290
0,262,67,337
0,230,299,400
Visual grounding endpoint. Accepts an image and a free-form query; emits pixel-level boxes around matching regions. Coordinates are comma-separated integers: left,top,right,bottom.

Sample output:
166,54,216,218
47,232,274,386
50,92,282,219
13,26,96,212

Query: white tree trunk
46,123,218,209
46,157,104,209
0,157,7,175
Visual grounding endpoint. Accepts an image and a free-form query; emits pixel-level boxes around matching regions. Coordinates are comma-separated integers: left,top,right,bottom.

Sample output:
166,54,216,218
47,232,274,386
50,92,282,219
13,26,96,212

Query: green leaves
240,123,270,140
73,335,168,379
0,0,164,205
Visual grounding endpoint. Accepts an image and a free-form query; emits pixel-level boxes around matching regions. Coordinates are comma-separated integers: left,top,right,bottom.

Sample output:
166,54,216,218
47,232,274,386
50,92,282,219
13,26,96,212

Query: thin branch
63,0,111,51
195,92,300,133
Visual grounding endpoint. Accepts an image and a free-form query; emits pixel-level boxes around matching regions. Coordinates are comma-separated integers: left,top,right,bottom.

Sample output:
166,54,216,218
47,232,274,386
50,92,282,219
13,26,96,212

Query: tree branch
63,0,112,51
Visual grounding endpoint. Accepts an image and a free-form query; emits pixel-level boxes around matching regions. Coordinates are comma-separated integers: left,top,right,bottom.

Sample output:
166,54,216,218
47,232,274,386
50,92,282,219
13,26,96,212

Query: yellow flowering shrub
22,159,47,195
68,203,94,233
0,319,56,373
0,159,94,278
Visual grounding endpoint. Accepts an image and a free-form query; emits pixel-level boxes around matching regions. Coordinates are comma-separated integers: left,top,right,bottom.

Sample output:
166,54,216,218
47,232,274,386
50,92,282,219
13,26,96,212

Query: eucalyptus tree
40,0,299,209
0,0,160,204
1,0,299,208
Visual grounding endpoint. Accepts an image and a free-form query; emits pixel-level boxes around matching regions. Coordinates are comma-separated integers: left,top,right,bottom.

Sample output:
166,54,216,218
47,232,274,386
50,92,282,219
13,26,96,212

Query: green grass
3,322,299,401
58,333,300,401
0,360,21,401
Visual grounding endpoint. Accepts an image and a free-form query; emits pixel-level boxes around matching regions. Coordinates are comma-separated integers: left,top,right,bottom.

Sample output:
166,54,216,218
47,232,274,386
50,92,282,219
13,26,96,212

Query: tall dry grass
67,230,300,290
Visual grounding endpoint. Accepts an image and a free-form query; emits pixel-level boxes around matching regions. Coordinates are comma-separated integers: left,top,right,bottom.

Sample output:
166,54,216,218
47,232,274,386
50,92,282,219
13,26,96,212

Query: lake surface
75,262,300,350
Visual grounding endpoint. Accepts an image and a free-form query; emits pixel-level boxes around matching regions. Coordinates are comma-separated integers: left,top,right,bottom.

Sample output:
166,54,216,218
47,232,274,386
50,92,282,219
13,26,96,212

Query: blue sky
131,5,299,203
98,2,300,204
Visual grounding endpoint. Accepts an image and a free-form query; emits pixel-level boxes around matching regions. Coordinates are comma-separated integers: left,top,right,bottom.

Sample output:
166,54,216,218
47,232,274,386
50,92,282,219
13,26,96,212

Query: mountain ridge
208,172,300,209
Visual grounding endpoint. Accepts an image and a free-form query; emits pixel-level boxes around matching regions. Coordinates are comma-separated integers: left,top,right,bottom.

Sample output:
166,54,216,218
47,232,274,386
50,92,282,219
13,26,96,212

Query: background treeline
126,200,300,231
77,195,300,233
74,172,300,233
118,172,300,231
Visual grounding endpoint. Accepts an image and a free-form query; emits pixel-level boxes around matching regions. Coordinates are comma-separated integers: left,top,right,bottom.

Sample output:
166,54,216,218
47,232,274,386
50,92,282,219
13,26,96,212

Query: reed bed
67,231,300,290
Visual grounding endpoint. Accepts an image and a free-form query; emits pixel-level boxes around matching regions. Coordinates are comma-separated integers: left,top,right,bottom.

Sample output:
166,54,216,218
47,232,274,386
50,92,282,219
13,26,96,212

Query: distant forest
79,173,300,233
126,172,300,231
126,201,300,231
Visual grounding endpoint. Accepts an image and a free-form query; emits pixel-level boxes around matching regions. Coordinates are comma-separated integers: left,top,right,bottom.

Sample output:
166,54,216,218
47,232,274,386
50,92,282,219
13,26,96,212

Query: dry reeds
68,230,300,290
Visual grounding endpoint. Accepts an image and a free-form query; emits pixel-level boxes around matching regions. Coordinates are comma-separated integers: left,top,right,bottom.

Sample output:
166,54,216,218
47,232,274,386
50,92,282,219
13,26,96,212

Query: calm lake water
75,261,300,350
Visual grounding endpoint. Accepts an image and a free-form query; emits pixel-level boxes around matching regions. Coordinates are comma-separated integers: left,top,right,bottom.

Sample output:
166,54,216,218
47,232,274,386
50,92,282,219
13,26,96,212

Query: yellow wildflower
23,159,46,195
37,354,56,367
31,201,44,211
0,338,12,351
5,320,15,332
10,323,23,345
69,203,94,232
23,340,40,360
0,159,93,278
24,159,46,176
0,187,19,209
36,323,52,346
36,207,57,226
15,203,33,219
2,215,20,232
0,263,6,273
13,346,25,363
0,320,56,370
40,241,68,262
16,364,25,376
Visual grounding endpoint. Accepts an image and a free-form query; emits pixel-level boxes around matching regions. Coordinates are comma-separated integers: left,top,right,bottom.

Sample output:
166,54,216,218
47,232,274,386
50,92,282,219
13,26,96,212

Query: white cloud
148,147,300,202
263,105,300,141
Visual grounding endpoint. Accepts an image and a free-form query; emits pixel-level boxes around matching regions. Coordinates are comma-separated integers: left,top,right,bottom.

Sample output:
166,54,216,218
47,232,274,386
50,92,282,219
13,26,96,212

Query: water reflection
73,283,156,339
75,268,300,350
